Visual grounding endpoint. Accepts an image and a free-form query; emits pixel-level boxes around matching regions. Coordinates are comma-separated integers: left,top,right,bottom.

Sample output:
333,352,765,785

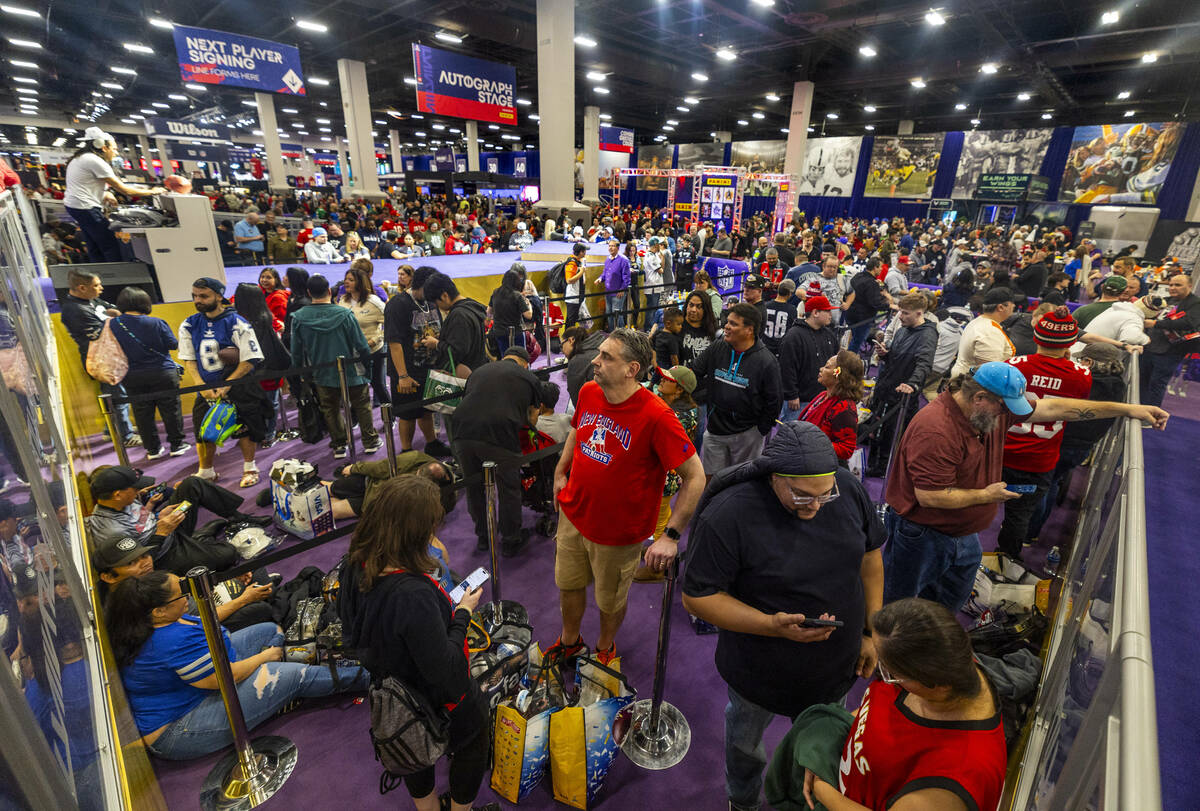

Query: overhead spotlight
1101,10,1119,25
676,105,690,112
241,100,258,107
11,76,35,84
148,16,173,28
859,45,877,57
7,59,37,69
122,43,154,54
715,47,736,61
111,66,137,76
1117,90,1131,99
1124,109,1136,117
666,119,679,126
282,107,299,114
403,77,418,85
585,71,606,82
297,19,328,33
1016,92,1031,101
168,93,187,101
954,102,968,110
1141,52,1158,63
807,126,814,132
691,72,709,82
662,125,674,131
309,76,331,85
780,127,789,133
765,93,780,101
979,62,999,74
594,87,609,94
911,78,926,88
970,118,981,125
925,9,946,26
316,117,331,123
825,112,838,119
516,98,532,106
1041,112,1053,119
574,35,597,47
864,125,875,131
530,113,542,120
737,119,749,126
1,5,39,17
434,32,463,44
683,96,699,105
863,105,877,112
6,38,41,49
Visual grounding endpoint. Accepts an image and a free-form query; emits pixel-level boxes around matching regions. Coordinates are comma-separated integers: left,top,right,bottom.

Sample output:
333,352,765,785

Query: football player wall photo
1059,122,1182,205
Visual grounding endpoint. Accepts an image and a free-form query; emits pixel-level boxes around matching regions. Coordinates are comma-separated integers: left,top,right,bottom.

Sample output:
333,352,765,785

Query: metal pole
98,394,130,467
507,325,515,355
336,355,356,461
381,402,398,476
648,557,679,731
186,566,296,809
483,461,501,604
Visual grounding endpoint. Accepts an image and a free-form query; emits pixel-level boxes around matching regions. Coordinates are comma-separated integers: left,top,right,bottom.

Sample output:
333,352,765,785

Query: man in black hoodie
561,326,605,406
691,303,783,478
864,292,938,477
421,272,488,377
778,295,840,422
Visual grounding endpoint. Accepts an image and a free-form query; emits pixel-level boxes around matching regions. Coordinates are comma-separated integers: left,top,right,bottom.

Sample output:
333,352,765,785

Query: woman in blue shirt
108,571,367,760
111,287,187,460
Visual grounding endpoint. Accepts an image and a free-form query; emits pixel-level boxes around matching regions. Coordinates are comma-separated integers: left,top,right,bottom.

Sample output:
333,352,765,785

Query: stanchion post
879,391,911,498
186,566,296,808
336,355,356,461
381,402,398,476
98,393,130,467
507,325,516,355
483,461,502,604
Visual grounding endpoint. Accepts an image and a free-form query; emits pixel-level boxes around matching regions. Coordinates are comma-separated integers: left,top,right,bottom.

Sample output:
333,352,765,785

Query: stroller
518,426,561,537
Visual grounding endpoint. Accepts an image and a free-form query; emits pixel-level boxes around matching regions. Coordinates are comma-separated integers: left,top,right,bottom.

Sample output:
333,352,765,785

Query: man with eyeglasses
683,422,885,811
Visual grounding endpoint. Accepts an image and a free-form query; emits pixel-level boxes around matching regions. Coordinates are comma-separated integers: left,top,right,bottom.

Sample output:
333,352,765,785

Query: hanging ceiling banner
166,142,230,163
411,43,517,125
173,25,306,95
599,126,635,153
143,117,232,143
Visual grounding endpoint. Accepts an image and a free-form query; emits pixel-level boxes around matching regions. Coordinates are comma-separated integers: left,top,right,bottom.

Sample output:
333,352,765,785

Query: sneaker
543,635,587,664
333,446,348,459
423,438,452,457
501,528,532,558
123,434,143,448
362,437,384,454
145,447,167,461
169,443,191,457
595,644,617,666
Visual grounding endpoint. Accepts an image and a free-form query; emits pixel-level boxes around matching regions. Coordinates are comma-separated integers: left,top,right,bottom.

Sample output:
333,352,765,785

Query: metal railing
1009,361,1161,810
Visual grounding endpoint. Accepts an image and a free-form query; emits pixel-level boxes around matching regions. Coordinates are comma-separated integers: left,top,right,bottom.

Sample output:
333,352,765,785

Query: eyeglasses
777,476,840,507
877,661,904,685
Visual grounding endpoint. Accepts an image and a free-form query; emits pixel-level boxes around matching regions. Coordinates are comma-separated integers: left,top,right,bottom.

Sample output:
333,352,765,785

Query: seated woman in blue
108,571,367,760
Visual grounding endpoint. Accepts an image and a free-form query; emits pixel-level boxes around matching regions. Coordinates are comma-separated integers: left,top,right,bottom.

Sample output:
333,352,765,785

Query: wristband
663,526,681,541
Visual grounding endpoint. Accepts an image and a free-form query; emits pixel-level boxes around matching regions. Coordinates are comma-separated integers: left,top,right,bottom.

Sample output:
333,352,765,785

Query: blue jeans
65,205,122,263
779,399,810,424
100,381,134,442
494,329,526,358
145,623,368,760
848,319,875,358
1139,351,1179,408
882,510,981,612
725,685,786,810
606,292,627,330
642,292,661,329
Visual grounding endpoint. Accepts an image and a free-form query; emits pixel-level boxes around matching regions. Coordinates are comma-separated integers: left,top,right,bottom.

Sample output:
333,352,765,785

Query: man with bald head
1140,273,1200,406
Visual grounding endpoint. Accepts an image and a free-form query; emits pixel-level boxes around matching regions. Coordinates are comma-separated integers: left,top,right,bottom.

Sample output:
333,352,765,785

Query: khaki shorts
555,510,643,614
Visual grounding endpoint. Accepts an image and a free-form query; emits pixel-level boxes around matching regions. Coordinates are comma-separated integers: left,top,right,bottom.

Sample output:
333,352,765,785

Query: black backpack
547,258,570,294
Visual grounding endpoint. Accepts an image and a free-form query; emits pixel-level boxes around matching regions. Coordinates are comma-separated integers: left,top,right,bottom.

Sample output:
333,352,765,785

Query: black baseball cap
89,466,154,499
744,275,766,288
192,276,226,297
13,564,40,598
982,287,1014,308
92,536,152,571
503,346,531,363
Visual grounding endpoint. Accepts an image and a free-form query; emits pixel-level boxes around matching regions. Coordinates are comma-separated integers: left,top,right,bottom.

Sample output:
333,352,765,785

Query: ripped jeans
145,623,368,761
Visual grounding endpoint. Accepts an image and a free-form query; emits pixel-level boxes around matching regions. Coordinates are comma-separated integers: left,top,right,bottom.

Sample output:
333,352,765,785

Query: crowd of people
8,177,1197,811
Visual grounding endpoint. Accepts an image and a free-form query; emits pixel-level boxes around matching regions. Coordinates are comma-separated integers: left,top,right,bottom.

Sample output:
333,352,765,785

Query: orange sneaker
544,635,587,664
595,644,617,666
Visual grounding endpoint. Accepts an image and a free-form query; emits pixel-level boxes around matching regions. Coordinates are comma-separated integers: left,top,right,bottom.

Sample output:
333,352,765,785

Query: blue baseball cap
972,362,1033,416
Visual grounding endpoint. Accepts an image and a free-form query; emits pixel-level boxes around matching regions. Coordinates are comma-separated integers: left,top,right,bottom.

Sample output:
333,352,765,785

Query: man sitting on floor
325,450,455,520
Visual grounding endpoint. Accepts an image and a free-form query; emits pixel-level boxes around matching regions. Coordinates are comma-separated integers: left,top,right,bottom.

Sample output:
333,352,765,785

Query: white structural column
715,131,732,143
336,141,350,184
337,58,386,199
465,121,480,171
782,81,815,220
535,0,588,222
898,120,914,135
582,105,599,203
254,92,291,192
389,129,403,175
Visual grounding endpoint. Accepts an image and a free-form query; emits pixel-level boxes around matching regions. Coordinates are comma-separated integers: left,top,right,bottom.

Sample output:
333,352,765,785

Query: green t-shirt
1073,300,1116,330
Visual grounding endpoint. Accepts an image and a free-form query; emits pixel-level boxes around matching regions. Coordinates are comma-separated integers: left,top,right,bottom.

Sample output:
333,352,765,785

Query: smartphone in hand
798,617,844,628
449,567,490,603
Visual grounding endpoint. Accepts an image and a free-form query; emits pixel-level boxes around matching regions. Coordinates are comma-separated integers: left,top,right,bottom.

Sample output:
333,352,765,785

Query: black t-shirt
489,287,527,334
358,228,382,255
653,329,683,367
383,291,438,381
761,300,796,355
450,358,540,451
679,322,715,403
683,471,885,717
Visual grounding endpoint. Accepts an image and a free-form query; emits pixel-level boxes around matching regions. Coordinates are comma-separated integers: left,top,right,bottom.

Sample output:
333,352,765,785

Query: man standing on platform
233,210,264,265
602,238,631,331
1140,273,1200,407
548,328,704,665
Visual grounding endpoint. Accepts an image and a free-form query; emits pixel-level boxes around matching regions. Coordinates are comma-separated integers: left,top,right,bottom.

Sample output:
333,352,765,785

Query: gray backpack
369,674,451,776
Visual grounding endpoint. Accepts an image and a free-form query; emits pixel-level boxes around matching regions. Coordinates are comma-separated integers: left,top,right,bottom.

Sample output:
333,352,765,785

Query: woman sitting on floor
109,571,367,760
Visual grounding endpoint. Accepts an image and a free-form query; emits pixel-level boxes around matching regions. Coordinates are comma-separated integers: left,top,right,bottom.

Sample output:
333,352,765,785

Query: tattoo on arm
1066,407,1097,420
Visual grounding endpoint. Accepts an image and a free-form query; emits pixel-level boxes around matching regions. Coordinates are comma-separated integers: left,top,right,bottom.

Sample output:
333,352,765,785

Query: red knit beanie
1033,306,1079,346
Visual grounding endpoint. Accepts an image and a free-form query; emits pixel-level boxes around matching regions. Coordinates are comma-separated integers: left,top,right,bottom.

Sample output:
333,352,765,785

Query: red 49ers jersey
1004,354,1093,473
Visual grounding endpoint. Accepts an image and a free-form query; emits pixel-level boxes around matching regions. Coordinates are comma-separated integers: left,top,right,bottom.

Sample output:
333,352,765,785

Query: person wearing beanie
884,361,1167,612
995,307,1093,558
682,421,885,811
303,226,346,264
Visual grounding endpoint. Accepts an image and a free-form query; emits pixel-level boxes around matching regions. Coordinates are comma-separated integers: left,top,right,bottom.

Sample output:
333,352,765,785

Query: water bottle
1045,546,1061,577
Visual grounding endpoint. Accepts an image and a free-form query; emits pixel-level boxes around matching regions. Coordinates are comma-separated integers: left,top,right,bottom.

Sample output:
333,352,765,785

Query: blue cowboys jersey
177,308,264,385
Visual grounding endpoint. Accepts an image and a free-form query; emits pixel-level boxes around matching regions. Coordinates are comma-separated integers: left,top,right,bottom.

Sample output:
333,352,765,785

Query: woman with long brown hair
338,476,495,811
798,350,865,461
339,262,388,405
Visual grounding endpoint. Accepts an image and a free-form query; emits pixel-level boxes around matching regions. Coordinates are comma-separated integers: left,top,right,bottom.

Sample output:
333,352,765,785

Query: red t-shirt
296,228,313,246
1003,354,1092,473
838,681,1006,811
558,382,695,545
408,219,426,234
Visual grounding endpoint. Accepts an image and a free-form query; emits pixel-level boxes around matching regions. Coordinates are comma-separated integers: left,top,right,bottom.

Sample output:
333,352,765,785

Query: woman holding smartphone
339,476,497,811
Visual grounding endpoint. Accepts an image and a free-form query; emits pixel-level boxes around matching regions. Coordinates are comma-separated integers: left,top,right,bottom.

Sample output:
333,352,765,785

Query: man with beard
883,362,1168,611
177,278,272,488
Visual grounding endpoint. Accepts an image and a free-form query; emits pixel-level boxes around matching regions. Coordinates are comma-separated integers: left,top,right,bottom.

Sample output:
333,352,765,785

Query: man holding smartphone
683,422,885,811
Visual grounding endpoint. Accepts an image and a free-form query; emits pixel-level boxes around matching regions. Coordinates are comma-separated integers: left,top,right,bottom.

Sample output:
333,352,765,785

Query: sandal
239,470,260,488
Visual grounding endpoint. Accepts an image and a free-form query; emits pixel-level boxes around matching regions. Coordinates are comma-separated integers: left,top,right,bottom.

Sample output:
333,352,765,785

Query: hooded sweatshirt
691,338,783,436
874,318,937,396
435,298,488,372
778,320,839,403
288,301,371,388
303,239,344,264
567,330,606,405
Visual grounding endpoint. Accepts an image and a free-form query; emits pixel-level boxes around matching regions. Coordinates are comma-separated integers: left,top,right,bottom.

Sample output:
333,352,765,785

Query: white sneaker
333,446,348,459
145,447,168,461
362,438,383,453
169,443,192,457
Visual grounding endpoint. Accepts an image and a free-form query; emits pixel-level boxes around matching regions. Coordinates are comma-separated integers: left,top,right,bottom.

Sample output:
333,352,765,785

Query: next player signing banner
173,25,306,95
412,44,517,126
600,126,634,153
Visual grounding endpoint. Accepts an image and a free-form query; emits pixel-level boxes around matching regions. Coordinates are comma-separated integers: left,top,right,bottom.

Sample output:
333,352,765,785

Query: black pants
451,438,523,544
996,467,1053,558
65,205,122,262
1140,351,1180,408
151,477,246,575
565,302,580,328
329,473,368,516
404,693,490,804
124,366,185,453
368,349,389,406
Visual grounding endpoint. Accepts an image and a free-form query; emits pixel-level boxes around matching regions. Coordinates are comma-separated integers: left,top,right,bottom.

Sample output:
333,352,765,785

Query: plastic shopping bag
548,656,636,809
491,647,566,803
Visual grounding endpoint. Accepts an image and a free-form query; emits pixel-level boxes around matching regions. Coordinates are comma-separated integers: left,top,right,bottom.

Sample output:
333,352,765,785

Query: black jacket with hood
873,318,937,402
691,338,783,436
566,330,605,405
436,297,488,372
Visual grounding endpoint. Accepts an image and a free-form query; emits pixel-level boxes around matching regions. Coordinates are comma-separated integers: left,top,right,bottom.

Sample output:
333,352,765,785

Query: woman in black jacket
282,267,311,350
339,477,496,811
488,268,532,357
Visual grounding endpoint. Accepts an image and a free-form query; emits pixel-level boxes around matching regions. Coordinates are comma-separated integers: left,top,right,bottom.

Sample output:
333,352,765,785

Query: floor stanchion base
199,736,298,810
477,599,530,629
619,699,691,770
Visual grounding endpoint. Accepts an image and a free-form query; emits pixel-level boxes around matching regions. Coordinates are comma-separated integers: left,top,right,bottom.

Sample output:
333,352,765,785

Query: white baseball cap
517,222,527,230
80,126,115,145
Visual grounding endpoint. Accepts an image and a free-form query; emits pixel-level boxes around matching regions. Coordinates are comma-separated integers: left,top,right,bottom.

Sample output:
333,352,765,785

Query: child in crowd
653,307,684,368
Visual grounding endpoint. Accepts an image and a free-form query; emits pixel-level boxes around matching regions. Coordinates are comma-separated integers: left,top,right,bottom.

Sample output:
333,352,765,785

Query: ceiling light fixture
1041,112,1053,119
123,43,154,54
1,4,37,17
970,118,981,125
765,93,780,102
487,124,499,130
1117,90,1131,99
530,113,541,120
666,119,679,126
863,104,876,112
859,45,877,57
979,62,998,74
432,123,446,130
316,117,331,123
585,71,606,82
691,72,709,82
715,47,736,61
1124,109,1136,117
780,127,789,133
434,32,463,44
594,86,609,94
925,9,946,26
296,19,328,33
752,111,765,119
683,96,699,105
911,78,926,88
864,125,875,131
516,98,532,106
737,119,748,126
11,76,35,84
662,125,674,131
168,93,188,101
14,86,35,94
6,38,41,49
676,105,690,112
99,81,123,90
185,83,206,91
7,59,37,69
1141,52,1158,63
282,107,299,114
751,0,774,6
111,66,137,76
309,76,330,85
574,35,597,48
1101,10,1119,25
1016,92,1031,101
955,102,968,110
241,100,258,107
403,77,418,85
